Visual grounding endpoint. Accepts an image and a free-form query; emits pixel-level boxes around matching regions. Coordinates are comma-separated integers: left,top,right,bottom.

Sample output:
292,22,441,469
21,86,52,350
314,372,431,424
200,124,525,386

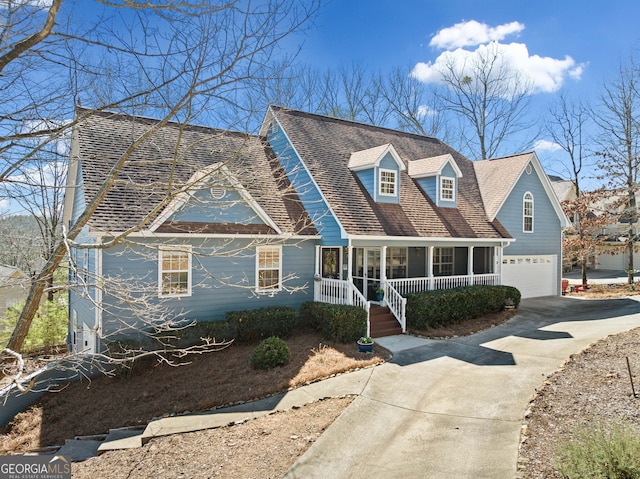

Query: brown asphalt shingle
271,106,509,239
74,109,316,236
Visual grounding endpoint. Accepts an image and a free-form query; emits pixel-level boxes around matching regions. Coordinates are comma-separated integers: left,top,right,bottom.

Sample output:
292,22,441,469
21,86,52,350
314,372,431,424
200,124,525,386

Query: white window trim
523,191,534,233
433,247,454,276
158,246,192,298
256,245,283,293
378,168,397,197
440,176,456,202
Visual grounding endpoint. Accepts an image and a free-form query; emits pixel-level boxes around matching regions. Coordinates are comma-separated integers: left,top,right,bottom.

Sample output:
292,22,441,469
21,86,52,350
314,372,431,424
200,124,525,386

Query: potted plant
375,287,384,301
504,297,516,310
357,336,374,353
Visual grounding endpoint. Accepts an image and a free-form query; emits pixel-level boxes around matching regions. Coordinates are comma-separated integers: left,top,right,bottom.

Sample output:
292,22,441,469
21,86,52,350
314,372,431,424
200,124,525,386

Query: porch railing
388,274,500,296
315,278,372,336
383,281,406,333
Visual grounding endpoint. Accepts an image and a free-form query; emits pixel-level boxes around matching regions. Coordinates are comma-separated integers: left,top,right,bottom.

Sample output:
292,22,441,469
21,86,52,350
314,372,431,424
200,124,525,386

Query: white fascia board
90,230,320,240
270,112,349,240
347,234,514,245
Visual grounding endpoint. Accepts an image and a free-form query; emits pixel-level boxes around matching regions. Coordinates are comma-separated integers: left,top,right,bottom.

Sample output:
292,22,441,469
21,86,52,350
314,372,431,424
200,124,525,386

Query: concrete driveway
284,296,640,479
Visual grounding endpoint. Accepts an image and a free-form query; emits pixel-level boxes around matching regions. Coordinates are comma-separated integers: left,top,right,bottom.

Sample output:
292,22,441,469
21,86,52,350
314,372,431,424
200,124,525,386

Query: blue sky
287,0,640,182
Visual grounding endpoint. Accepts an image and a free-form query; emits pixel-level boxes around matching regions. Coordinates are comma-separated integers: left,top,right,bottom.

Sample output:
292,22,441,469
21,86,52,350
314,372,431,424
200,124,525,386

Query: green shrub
227,306,298,343
103,338,150,378
155,320,237,348
555,420,640,478
250,336,290,370
406,285,521,330
0,298,68,353
300,301,367,343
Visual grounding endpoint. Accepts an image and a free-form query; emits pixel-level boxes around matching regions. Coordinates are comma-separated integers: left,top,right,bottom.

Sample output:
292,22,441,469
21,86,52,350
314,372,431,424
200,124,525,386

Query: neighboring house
62,106,568,353
0,265,29,321
587,189,640,271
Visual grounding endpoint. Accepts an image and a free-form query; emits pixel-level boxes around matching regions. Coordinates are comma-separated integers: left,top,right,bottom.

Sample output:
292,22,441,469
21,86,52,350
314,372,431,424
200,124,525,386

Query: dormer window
408,154,462,208
440,177,455,201
379,169,397,196
349,143,405,204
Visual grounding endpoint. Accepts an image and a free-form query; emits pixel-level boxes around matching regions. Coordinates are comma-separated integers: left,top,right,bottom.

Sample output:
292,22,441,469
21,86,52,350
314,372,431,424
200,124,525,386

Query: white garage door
502,255,557,298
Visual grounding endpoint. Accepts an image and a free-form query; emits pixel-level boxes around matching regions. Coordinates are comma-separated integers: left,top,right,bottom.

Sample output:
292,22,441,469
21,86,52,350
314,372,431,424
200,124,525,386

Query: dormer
348,143,406,204
408,154,463,208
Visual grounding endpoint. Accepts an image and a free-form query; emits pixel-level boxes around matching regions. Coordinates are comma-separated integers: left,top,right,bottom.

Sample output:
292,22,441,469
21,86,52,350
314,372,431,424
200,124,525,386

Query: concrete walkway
283,296,640,479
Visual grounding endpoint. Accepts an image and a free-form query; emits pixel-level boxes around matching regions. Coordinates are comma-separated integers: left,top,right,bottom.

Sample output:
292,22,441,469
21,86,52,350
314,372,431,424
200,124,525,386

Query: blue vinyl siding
355,169,375,198
99,238,317,340
497,168,561,256
169,188,265,224
268,122,345,246
415,177,437,203
71,164,85,224
67,226,99,350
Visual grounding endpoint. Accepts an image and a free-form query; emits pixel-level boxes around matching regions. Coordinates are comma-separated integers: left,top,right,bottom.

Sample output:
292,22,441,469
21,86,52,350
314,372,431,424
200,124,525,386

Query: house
0,265,29,325
62,106,568,353
586,189,640,271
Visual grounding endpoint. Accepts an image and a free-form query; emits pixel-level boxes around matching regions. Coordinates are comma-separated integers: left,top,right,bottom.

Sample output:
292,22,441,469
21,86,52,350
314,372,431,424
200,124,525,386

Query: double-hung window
440,177,455,201
523,192,534,233
379,169,397,196
159,247,192,297
256,245,282,293
433,247,454,276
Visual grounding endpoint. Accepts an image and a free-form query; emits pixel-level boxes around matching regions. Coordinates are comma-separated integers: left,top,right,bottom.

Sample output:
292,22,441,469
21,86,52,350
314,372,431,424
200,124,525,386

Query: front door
321,247,341,279
352,248,381,300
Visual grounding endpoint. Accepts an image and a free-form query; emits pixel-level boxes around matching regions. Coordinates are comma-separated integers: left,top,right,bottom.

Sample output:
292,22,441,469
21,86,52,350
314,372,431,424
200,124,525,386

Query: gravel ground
72,396,354,479
517,326,640,478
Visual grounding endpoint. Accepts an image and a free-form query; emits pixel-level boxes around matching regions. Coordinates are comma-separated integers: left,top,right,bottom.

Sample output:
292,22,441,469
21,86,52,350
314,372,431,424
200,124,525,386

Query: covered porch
313,242,505,337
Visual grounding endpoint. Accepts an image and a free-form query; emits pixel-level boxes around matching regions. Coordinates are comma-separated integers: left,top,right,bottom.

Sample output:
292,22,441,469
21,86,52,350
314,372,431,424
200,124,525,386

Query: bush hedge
250,336,290,370
300,301,367,343
406,285,521,330
226,306,298,343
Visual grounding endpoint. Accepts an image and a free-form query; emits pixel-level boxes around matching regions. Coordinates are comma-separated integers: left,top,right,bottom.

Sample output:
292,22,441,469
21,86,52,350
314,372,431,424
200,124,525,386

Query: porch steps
369,305,402,338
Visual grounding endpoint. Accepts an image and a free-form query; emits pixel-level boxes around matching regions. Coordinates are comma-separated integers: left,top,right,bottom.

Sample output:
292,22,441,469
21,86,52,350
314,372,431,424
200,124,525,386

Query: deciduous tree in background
0,0,320,360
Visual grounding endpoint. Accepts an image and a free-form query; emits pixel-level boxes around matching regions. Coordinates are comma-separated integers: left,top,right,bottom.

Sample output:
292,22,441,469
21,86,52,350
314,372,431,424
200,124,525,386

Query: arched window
523,192,534,232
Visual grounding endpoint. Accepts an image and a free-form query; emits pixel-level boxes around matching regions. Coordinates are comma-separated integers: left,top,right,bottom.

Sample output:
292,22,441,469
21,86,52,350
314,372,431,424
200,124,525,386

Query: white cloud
534,139,563,152
411,38,585,94
430,20,525,50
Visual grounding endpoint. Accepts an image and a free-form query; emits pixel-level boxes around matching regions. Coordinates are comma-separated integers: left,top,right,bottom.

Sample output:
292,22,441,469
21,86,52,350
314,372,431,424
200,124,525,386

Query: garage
502,255,557,298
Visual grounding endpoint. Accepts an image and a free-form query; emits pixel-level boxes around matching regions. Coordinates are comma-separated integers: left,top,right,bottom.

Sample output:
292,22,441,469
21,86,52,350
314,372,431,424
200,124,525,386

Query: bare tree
593,58,640,284
546,92,596,285
0,0,321,363
381,66,449,140
434,42,534,160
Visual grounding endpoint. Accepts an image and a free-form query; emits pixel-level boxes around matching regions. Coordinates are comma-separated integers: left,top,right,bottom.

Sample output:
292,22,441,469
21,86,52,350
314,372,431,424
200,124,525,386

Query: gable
408,154,462,208
475,152,569,227
72,109,317,237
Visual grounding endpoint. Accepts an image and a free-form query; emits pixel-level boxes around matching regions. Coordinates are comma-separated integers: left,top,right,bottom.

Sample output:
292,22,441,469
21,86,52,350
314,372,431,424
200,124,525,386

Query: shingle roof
74,109,316,236
270,106,509,239
0,265,27,286
348,144,393,170
474,153,533,221
407,154,454,178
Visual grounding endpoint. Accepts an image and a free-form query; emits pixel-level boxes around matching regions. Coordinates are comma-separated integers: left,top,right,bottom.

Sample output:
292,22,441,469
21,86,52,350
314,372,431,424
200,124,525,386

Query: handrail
382,281,406,333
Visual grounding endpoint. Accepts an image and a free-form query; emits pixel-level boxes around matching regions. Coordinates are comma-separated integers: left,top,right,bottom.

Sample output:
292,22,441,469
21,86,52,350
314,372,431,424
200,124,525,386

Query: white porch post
496,245,503,285
314,245,321,301
346,243,353,282
468,246,475,285
381,246,387,283
427,246,434,290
